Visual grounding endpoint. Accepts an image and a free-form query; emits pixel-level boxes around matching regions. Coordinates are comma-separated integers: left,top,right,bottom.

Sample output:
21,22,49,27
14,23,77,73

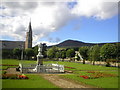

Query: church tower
25,21,32,49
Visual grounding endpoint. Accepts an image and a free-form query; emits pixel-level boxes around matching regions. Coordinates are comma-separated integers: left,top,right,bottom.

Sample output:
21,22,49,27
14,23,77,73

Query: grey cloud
40,2,56,6
14,25,25,34
4,2,38,10
2,2,38,16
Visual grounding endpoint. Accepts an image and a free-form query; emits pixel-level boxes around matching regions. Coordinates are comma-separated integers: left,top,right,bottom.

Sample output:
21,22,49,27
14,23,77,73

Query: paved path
41,74,103,89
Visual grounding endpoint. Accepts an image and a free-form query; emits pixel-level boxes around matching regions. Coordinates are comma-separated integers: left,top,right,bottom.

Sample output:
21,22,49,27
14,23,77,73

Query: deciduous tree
25,48,34,60
91,45,100,65
66,49,75,60
13,48,21,60
79,46,89,64
100,43,117,66
47,46,58,59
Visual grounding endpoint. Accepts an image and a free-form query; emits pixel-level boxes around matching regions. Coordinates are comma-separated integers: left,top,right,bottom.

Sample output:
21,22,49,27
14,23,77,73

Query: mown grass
2,70,6,74
1,59,36,70
2,66,17,70
2,74,60,88
2,59,36,65
1,59,60,88
44,61,118,71
61,74,118,88
44,61,119,88
1,59,119,88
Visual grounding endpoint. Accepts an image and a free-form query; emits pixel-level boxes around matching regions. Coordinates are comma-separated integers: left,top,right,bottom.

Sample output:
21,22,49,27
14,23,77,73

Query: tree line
2,43,120,66
47,43,120,67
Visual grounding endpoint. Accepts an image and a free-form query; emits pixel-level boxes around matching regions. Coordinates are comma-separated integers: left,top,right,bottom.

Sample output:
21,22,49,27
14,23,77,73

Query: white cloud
71,0,118,19
0,0,119,46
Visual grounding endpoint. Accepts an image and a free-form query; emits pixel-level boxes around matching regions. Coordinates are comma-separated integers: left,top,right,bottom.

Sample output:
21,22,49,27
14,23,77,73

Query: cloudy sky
0,0,119,46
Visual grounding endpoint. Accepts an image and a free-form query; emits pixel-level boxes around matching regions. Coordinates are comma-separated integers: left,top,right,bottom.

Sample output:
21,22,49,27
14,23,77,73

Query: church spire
25,20,32,49
28,20,32,32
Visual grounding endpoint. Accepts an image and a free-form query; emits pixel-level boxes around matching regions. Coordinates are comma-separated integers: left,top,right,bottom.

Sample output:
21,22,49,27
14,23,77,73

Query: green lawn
44,61,119,88
2,74,59,88
1,59,119,88
1,59,36,70
1,59,36,65
44,61,118,72
60,72,118,88
1,59,59,88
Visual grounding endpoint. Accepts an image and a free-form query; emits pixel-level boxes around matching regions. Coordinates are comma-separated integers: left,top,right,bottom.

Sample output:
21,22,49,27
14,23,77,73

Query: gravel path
6,68,21,74
41,74,103,89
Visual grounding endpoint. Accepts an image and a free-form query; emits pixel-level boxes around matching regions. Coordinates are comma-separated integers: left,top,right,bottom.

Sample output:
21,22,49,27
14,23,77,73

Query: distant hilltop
48,39,119,48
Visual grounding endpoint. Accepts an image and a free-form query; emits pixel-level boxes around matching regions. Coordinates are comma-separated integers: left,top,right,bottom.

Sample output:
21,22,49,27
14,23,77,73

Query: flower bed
79,75,89,79
2,74,29,79
18,74,29,79
87,71,95,73
78,71,117,79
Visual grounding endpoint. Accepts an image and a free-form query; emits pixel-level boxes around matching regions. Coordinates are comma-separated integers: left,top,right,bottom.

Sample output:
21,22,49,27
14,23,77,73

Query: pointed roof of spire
28,20,32,32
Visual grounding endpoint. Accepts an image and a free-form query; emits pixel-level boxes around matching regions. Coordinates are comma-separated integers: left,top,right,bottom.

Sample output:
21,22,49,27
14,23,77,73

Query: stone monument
19,43,64,73
37,43,46,65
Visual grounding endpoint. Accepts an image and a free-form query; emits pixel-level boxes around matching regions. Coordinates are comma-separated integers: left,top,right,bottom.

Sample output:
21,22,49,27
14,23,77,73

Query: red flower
87,71,95,73
79,75,89,79
18,75,29,79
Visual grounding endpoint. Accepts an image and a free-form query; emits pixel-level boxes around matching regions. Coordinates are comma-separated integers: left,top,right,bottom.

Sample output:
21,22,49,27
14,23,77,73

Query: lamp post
21,45,24,60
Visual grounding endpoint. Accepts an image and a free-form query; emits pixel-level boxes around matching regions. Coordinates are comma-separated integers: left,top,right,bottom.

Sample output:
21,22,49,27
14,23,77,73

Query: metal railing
19,63,64,73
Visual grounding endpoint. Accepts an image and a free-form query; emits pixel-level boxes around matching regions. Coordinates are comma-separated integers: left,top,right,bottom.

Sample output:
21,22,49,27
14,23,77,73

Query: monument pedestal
37,55,43,65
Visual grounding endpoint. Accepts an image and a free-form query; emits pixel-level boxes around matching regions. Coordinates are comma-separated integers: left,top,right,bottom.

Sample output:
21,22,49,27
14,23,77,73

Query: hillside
48,39,118,48
56,40,95,47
